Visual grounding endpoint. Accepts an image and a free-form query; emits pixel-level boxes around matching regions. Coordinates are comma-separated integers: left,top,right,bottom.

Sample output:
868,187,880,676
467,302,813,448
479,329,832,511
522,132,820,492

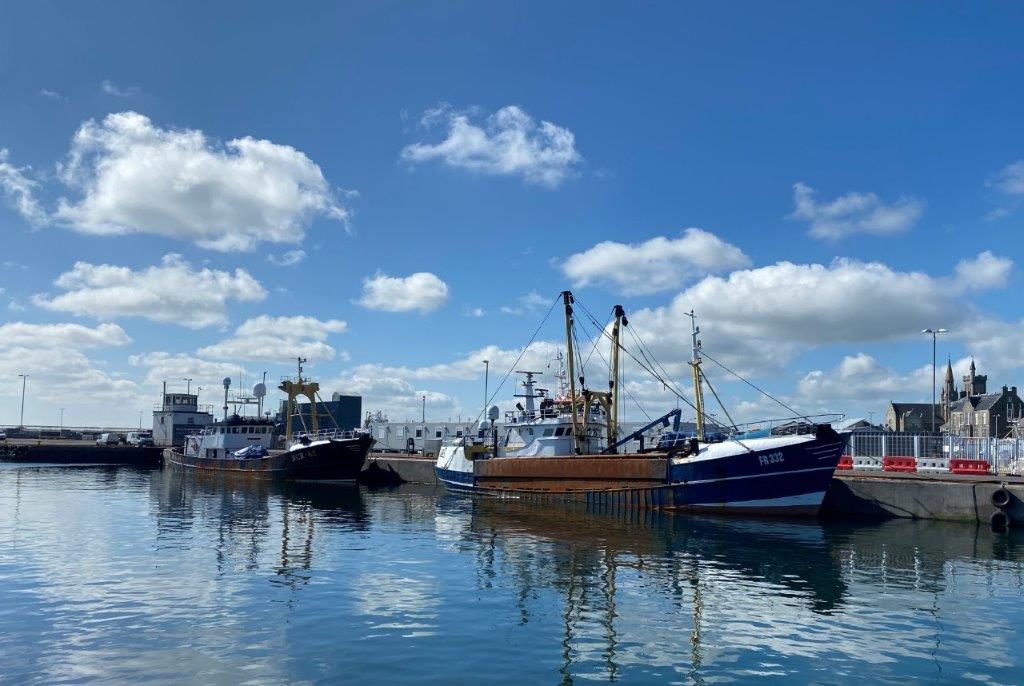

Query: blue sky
1,2,1023,427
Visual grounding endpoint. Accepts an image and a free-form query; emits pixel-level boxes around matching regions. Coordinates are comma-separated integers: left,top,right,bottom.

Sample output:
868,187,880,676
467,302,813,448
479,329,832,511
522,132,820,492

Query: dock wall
823,473,1024,524
0,443,162,465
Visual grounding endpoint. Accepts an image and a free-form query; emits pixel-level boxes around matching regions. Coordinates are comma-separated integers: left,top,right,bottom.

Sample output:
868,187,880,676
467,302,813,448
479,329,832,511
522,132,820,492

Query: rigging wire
699,349,808,420
476,293,562,423
570,295,704,419
572,304,653,423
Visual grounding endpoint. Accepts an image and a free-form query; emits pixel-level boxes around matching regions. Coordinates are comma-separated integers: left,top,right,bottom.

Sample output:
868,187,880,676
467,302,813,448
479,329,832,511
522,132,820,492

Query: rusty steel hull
474,456,669,492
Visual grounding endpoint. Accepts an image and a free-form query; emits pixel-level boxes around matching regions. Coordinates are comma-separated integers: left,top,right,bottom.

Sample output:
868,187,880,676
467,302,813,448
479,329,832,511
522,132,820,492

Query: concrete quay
0,440,163,465
363,454,1024,526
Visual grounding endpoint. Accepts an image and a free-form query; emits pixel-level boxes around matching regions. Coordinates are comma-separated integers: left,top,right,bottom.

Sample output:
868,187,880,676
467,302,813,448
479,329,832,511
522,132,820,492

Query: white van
96,433,120,446
126,431,154,446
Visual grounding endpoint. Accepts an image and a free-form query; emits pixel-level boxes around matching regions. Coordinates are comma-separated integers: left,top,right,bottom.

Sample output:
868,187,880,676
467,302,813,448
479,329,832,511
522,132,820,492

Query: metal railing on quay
845,432,1024,476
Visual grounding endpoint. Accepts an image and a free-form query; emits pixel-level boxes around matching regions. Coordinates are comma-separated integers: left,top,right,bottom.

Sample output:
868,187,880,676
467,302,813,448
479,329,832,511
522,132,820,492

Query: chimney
1003,385,1009,394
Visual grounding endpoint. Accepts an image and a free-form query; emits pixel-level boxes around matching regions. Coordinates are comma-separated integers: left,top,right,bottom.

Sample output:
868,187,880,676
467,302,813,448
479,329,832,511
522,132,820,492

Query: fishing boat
164,359,373,480
435,291,848,516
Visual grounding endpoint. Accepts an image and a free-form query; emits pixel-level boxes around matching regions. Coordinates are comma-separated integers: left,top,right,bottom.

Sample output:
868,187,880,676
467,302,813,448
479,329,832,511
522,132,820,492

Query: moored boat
436,291,848,516
164,360,373,480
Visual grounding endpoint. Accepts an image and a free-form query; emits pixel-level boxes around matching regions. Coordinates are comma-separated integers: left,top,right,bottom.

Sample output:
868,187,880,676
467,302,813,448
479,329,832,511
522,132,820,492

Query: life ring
990,510,1010,532
991,488,1011,510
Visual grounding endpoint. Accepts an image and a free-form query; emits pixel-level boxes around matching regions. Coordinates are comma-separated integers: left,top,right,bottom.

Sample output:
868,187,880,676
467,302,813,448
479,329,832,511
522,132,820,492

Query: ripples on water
1,464,1022,685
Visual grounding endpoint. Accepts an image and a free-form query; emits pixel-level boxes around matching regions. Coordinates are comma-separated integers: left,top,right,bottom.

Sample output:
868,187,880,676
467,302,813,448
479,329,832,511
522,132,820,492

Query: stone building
884,402,941,432
942,359,1024,438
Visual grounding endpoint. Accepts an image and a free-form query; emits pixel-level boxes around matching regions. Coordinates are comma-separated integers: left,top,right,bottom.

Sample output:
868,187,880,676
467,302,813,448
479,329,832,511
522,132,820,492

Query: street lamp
922,328,948,433
421,395,426,423
59,408,65,437
17,374,27,428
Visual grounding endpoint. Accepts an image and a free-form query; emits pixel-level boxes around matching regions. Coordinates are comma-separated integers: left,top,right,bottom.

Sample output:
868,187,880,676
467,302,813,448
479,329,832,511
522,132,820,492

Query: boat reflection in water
153,469,370,587
436,493,1024,684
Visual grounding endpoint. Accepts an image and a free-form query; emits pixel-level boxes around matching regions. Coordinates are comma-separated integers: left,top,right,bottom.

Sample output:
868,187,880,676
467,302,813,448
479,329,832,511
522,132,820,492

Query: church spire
944,358,953,382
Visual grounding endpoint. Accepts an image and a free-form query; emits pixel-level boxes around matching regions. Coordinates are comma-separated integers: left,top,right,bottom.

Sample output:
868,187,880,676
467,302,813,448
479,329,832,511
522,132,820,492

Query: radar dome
222,377,231,388
487,405,500,421
253,383,266,398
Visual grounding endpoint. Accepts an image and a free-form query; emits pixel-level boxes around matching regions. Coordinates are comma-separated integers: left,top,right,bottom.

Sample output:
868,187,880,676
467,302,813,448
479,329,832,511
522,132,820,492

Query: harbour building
153,392,214,446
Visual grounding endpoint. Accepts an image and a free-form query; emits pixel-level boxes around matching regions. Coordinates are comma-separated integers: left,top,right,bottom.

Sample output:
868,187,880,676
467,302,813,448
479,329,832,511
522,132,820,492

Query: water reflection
435,494,1024,684
153,470,370,586
1,466,1023,684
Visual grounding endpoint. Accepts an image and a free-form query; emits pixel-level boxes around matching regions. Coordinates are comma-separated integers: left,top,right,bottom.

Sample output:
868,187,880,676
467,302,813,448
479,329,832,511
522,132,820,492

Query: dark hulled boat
165,362,373,480
163,418,373,480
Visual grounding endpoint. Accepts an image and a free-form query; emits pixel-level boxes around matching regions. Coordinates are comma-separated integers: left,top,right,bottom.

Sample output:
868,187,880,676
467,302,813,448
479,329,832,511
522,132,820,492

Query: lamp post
921,328,948,433
17,374,27,428
59,408,65,438
182,378,193,395
421,395,426,423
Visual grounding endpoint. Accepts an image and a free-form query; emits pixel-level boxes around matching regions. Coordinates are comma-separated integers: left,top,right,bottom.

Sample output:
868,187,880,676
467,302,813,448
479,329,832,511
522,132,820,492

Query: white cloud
992,160,1024,197
51,111,349,251
358,272,449,313
327,371,458,422
466,307,485,318
197,315,347,362
795,354,932,413
953,251,1013,291
791,182,924,240
561,228,751,295
39,89,66,101
500,291,552,316
401,104,582,187
0,149,48,226
33,254,266,328
100,79,139,97
0,321,139,423
128,352,250,395
626,258,963,377
267,249,306,266
0,322,131,348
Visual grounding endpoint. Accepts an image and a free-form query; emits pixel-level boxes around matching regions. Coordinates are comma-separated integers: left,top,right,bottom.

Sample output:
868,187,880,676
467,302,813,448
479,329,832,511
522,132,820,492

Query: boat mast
687,311,706,441
609,305,626,449
562,290,581,454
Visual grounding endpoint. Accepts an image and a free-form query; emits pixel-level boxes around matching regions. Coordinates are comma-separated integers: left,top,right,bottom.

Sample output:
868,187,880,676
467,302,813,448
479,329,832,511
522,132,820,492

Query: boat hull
164,434,373,480
436,427,846,516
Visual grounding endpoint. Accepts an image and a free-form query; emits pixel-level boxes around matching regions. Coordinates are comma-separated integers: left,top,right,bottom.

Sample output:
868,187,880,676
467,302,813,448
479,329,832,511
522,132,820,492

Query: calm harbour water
1,464,1023,685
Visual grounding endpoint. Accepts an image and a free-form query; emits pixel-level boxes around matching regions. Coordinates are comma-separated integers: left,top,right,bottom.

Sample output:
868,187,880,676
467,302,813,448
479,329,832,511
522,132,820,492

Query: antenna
222,376,231,420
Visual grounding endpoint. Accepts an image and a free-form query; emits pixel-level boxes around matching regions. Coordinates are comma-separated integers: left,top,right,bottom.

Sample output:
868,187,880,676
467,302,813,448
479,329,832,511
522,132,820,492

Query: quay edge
823,472,1024,525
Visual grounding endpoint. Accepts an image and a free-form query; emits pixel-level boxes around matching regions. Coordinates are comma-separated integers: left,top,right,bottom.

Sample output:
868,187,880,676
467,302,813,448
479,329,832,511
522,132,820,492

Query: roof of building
889,402,939,416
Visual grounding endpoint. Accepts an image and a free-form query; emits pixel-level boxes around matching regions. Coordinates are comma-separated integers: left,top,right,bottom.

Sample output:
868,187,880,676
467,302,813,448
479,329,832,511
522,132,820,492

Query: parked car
126,431,154,447
96,432,120,446
0,430,6,441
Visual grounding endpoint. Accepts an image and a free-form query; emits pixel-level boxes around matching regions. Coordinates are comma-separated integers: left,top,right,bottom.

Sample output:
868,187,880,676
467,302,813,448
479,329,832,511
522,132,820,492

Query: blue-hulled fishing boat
435,291,847,516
